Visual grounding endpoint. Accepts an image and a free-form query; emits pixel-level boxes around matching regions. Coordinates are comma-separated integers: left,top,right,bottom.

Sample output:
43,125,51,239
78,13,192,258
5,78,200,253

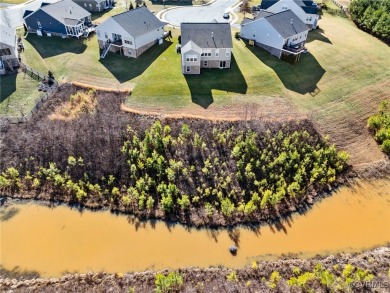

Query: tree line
349,0,390,43
0,120,349,223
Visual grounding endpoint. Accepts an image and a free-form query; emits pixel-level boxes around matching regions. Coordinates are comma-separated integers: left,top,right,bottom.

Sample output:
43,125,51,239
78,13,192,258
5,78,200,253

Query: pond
0,179,389,277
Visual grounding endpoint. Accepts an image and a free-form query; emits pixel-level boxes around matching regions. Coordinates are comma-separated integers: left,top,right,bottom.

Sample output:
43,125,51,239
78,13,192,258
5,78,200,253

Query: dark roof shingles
112,7,166,38
180,23,233,49
265,10,309,38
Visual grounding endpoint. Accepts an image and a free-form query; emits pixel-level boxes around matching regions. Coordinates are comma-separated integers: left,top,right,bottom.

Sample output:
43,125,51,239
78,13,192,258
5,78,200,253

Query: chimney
290,18,293,24
211,32,214,38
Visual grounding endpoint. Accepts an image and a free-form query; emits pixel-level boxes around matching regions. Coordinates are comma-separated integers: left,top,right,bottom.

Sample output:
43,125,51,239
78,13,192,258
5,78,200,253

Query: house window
201,50,211,57
215,49,219,57
204,60,208,66
89,3,92,8
124,38,132,45
186,66,190,72
186,54,197,62
37,21,42,29
84,3,87,7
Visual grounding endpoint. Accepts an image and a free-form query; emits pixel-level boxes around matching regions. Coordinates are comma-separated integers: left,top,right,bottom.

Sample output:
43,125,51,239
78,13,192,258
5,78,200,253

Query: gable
96,16,132,38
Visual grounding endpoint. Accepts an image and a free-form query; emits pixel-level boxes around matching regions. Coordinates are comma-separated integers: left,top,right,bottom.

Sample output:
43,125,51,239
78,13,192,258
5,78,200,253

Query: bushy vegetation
0,119,349,224
286,263,374,291
367,100,390,155
350,0,390,43
155,271,183,293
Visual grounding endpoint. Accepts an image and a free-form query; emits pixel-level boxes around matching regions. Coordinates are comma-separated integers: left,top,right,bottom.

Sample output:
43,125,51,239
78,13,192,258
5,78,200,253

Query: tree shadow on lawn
26,34,87,58
306,27,332,44
185,55,247,109
100,40,172,83
0,73,16,104
245,42,326,95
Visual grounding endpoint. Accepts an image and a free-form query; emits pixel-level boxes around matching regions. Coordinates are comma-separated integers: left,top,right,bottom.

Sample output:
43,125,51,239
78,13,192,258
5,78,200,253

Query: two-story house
180,23,233,75
241,10,309,63
0,24,19,74
72,0,114,13
259,0,319,29
96,7,167,59
24,0,93,38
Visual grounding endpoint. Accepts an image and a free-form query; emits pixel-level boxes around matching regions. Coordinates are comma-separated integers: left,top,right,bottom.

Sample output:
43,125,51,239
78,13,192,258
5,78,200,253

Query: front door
219,61,226,68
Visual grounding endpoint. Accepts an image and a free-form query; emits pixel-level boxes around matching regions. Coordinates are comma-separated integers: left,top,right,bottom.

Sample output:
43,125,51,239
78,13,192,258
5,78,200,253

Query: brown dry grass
49,89,97,121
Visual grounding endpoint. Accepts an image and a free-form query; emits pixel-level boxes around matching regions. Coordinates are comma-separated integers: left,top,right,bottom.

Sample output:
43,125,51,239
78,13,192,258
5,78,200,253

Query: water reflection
0,179,389,277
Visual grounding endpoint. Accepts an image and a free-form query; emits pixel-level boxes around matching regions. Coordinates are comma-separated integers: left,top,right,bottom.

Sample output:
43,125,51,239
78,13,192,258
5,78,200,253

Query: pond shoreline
2,161,389,229
1,246,389,292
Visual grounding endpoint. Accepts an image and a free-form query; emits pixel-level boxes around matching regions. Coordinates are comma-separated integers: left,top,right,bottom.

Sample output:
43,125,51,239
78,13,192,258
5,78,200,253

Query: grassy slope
0,73,40,117
6,12,390,163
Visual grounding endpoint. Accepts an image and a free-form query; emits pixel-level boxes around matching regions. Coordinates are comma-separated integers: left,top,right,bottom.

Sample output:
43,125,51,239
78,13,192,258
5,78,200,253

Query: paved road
0,0,58,28
161,0,238,27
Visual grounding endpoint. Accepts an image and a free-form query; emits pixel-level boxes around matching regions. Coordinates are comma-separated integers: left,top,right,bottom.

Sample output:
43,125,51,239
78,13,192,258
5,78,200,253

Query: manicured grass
0,73,41,117
130,13,390,115
13,13,390,123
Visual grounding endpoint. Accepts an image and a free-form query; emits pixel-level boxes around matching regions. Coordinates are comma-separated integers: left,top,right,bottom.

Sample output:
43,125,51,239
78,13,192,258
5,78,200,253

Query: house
24,0,94,38
0,25,20,74
240,10,309,63
180,23,233,75
72,0,114,13
259,0,319,29
96,7,167,59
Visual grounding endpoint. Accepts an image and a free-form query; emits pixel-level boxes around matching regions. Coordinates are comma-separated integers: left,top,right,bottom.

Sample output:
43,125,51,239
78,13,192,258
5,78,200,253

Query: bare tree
240,0,252,18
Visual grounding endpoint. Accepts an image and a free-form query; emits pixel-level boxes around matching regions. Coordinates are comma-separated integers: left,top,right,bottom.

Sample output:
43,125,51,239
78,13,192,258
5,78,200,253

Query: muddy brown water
1,179,389,278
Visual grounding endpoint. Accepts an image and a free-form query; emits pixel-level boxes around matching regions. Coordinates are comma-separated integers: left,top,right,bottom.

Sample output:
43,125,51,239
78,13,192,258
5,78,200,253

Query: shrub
155,272,183,293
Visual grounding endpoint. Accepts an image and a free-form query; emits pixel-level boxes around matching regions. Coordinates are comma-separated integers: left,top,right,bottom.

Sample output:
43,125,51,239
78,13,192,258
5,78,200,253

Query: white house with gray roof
180,23,233,75
259,0,319,29
240,10,309,63
96,7,167,59
0,24,19,74
23,0,93,38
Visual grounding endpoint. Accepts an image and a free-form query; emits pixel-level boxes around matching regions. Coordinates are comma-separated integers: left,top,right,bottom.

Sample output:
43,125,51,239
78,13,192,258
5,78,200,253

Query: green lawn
130,13,390,114
8,12,390,122
0,73,41,117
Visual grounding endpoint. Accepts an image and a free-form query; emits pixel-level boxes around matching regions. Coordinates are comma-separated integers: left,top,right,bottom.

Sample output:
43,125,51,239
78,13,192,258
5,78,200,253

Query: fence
0,66,59,129
20,63,47,82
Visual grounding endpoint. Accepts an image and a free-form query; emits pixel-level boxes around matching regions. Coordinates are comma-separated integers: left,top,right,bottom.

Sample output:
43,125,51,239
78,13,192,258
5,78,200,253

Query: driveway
160,0,239,27
0,0,58,28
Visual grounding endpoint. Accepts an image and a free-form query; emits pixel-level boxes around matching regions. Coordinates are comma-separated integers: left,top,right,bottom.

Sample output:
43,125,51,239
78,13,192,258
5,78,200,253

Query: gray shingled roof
180,23,233,49
0,24,16,47
38,0,90,24
259,0,318,14
112,7,167,39
265,10,309,38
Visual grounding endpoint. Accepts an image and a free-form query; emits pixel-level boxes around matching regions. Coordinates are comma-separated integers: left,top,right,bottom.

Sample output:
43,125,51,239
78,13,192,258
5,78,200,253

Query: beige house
96,7,167,59
180,23,233,75
0,25,19,74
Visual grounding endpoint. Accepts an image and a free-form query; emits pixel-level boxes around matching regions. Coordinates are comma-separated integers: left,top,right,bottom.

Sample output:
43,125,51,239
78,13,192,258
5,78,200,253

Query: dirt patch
1,246,389,292
124,95,308,122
